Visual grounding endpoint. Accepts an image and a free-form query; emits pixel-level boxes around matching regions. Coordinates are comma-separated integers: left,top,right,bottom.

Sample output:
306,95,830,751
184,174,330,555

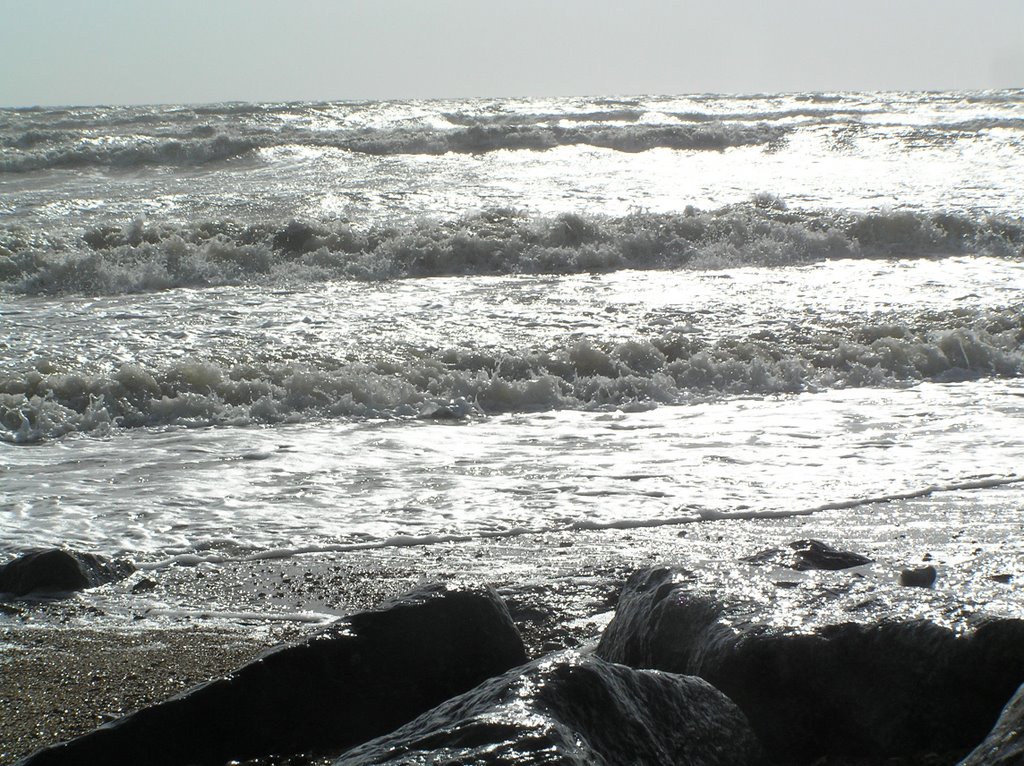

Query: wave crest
2,206,1022,296
0,134,260,172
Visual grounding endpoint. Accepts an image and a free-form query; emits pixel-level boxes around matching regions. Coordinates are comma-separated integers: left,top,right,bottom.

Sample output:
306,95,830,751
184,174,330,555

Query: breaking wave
339,122,786,155
2,309,1021,441
2,205,1021,296
441,108,649,126
439,107,883,128
0,134,262,172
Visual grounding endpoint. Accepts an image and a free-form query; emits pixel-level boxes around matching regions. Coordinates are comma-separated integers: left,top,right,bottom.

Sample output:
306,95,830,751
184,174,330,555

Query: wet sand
3,489,1022,764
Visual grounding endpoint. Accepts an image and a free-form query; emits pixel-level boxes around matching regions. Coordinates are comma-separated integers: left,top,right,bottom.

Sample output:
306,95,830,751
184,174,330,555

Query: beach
4,483,1023,763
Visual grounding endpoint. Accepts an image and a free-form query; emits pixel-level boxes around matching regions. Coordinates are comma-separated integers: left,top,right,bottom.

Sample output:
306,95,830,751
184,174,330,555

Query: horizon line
3,85,1022,111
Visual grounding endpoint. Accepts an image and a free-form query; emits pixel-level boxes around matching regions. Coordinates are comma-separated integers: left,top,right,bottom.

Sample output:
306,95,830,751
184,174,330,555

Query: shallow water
2,379,1021,560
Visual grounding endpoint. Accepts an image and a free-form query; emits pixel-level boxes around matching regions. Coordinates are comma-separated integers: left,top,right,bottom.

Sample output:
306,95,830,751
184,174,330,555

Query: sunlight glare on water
1,380,1021,557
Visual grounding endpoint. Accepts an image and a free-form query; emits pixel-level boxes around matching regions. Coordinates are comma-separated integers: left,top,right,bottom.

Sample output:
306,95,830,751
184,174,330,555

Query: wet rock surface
742,539,873,571
16,582,526,766
788,539,873,571
899,564,938,587
337,650,764,766
958,681,1024,765
0,548,135,597
597,566,1024,764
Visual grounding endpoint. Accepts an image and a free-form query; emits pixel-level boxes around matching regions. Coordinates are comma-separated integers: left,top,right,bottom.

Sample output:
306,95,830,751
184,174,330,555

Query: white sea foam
0,134,263,172
3,375,1022,560
138,607,333,624
698,475,1024,520
1,307,1020,440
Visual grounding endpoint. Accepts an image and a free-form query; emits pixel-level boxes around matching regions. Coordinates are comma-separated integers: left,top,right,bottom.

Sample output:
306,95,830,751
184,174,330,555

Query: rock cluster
9,544,1024,766
596,566,1024,763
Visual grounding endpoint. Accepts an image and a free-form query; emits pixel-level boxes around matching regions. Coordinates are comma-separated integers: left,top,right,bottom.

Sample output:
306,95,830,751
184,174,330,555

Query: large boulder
0,548,135,596
597,567,1024,764
337,650,764,766
959,682,1024,765
17,582,527,766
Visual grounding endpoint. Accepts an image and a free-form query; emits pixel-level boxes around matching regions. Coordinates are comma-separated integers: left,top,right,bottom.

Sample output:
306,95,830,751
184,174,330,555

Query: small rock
131,578,159,594
790,539,873,571
741,547,787,566
743,540,872,571
990,573,1014,584
900,565,937,588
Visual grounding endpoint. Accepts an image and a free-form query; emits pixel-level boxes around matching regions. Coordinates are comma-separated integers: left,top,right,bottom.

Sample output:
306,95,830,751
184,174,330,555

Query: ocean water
1,91,1023,565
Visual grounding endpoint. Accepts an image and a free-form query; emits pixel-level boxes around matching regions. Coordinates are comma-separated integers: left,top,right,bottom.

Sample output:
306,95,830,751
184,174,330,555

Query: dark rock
742,539,872,571
130,577,159,594
597,567,1024,764
338,650,764,766
959,682,1024,764
900,565,938,588
0,548,135,597
17,582,526,766
989,573,1014,584
739,547,788,565
790,539,872,571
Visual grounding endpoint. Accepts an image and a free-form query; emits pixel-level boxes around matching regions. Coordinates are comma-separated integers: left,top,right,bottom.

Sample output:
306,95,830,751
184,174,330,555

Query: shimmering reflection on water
3,256,1017,376
2,380,1020,558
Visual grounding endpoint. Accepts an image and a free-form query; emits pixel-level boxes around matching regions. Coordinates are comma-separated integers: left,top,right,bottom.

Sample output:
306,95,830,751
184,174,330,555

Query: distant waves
4,92,1023,172
0,123,789,172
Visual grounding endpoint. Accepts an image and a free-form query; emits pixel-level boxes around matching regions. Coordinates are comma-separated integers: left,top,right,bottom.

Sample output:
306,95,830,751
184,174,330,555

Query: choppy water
1,91,1022,561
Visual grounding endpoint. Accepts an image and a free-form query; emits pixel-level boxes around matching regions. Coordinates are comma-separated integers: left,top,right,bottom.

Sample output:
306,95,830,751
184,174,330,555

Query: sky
1,0,1022,107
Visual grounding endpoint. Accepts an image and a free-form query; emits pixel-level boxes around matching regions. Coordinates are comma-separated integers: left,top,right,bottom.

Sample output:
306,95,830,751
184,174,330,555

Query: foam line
137,607,334,624
140,474,1024,571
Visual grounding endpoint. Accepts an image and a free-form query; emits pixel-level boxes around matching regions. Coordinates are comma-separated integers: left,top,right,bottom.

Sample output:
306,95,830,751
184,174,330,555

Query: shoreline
3,488,1023,764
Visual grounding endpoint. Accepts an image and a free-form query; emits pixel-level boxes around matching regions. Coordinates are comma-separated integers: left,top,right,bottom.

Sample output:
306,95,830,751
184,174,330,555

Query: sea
1,91,1022,573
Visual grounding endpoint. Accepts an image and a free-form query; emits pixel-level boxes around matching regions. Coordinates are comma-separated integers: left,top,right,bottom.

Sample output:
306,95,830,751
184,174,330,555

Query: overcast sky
1,0,1022,107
